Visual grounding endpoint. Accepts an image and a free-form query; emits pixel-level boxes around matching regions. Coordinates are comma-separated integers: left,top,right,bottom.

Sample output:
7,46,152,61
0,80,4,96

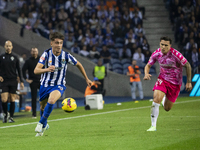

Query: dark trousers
30,82,40,117
98,79,104,91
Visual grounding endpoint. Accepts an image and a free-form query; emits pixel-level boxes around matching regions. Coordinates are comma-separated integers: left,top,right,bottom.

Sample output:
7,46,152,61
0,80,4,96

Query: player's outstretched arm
76,61,92,87
143,63,152,80
183,61,192,91
34,63,55,75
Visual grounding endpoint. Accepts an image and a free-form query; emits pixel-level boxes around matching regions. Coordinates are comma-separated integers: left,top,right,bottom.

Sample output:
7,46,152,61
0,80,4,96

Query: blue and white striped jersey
38,48,77,87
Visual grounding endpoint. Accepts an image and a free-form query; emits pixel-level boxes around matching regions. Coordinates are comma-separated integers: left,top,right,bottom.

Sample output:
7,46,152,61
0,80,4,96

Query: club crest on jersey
62,59,66,64
58,86,63,91
11,56,14,61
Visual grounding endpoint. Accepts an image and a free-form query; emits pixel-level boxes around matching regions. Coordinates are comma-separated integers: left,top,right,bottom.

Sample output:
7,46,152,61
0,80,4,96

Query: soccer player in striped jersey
34,32,92,136
144,36,192,131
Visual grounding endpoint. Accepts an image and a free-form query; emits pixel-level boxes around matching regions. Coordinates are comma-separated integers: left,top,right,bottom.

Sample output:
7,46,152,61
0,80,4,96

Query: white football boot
35,124,49,137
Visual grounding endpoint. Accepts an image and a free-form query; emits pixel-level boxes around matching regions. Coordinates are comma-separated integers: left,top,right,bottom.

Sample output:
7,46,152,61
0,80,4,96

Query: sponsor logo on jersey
40,56,45,61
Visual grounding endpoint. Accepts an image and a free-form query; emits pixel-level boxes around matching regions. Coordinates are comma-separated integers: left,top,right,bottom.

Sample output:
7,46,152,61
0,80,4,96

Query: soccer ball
61,98,77,113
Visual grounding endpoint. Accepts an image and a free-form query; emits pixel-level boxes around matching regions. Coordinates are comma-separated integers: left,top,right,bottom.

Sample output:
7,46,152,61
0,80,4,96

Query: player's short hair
160,36,172,44
49,32,64,41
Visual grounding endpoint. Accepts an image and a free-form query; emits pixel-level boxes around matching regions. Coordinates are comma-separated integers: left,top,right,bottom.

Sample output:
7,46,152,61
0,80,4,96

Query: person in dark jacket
22,48,40,118
0,40,24,123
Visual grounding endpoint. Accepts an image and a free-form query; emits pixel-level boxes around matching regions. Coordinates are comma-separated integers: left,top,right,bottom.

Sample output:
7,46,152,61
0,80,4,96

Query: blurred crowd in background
165,0,200,75
0,0,152,75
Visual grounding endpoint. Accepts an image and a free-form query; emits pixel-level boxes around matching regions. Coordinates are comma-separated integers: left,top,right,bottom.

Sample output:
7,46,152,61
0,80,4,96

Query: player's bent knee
164,106,171,112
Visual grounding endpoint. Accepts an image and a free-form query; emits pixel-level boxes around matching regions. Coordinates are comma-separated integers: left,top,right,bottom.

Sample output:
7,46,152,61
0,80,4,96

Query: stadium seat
112,63,123,70
121,58,131,65
111,52,119,59
110,58,121,65
123,68,128,75
123,63,131,70
113,69,123,74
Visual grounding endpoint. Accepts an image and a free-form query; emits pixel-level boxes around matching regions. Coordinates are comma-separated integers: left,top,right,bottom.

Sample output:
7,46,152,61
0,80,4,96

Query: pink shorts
153,78,181,103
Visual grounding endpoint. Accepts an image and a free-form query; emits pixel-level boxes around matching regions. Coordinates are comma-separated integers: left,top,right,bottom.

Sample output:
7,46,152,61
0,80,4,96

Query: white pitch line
0,99,199,129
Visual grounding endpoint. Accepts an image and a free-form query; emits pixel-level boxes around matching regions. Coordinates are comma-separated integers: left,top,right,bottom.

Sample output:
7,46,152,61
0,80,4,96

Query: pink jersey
148,47,187,85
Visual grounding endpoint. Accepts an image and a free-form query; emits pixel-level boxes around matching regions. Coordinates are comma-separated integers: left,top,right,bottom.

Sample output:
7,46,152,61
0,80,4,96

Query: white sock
162,95,166,106
151,102,160,127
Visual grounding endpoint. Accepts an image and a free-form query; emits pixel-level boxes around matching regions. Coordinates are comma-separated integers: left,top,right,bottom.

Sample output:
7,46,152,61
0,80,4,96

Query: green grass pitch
0,96,199,150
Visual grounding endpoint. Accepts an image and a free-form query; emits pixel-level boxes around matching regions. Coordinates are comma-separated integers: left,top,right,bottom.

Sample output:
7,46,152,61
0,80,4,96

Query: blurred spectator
66,35,74,49
8,8,19,23
80,45,90,58
100,45,111,64
25,21,32,31
119,46,132,59
135,24,145,35
57,6,68,22
86,0,98,11
77,1,85,15
144,50,151,64
133,47,145,63
0,0,7,15
33,19,45,36
90,46,100,62
6,0,18,15
41,0,50,12
182,1,194,15
137,32,146,47
104,34,114,48
191,47,200,74
97,3,108,19
141,39,150,52
132,11,142,27
112,22,123,40
43,22,55,38
28,12,36,27
185,38,198,57
49,9,58,28
55,21,65,35
80,37,89,48
121,10,132,26
17,13,28,27
95,29,104,47
19,3,29,17
125,29,136,44
39,7,49,26
87,40,94,51
71,42,80,54
89,13,98,31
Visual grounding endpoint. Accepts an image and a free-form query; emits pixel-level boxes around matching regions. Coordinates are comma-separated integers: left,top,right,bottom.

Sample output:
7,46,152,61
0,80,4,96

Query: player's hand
26,79,33,84
185,82,192,92
143,74,152,80
48,65,55,72
20,82,24,90
0,76,4,82
86,79,92,87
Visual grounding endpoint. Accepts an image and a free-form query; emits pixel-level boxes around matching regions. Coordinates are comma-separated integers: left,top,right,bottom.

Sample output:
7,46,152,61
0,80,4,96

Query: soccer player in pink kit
144,36,192,131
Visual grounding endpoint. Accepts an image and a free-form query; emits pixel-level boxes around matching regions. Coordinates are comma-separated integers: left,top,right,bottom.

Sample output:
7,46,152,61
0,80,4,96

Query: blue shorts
39,85,66,101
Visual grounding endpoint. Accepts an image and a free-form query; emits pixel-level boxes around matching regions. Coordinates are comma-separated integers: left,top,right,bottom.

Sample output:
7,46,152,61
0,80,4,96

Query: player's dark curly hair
160,36,172,44
49,32,64,41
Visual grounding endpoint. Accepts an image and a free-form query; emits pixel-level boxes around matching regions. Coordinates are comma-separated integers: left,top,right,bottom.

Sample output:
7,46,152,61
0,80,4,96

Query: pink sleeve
172,50,187,66
148,50,157,66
